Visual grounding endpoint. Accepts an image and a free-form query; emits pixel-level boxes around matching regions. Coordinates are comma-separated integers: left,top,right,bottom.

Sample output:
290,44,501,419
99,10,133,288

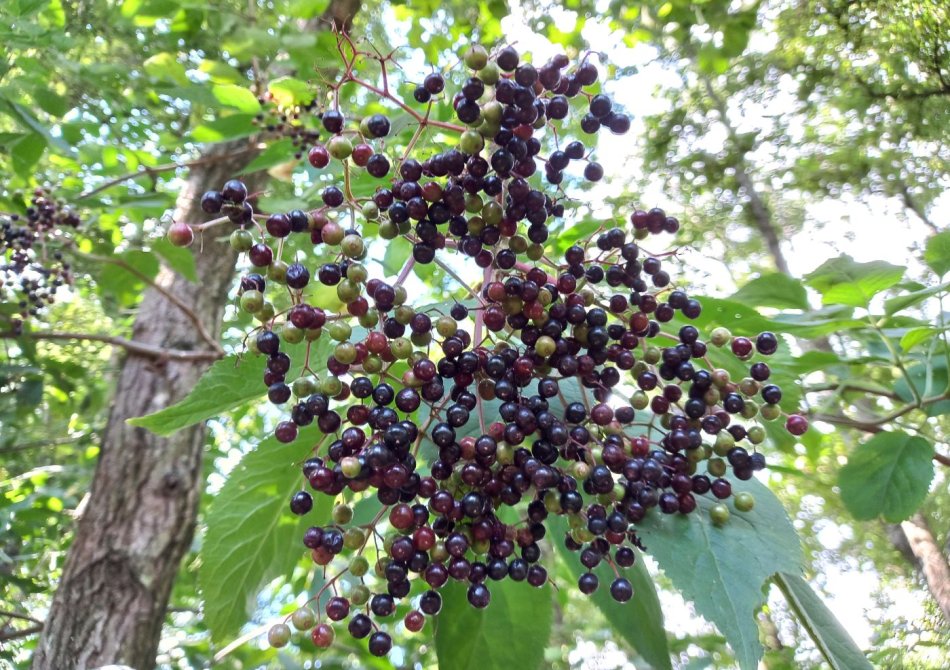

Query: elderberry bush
1,188,77,324
175,38,808,658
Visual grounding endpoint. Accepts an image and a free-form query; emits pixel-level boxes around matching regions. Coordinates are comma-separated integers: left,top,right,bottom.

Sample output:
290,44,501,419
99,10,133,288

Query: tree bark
32,141,263,670
33,4,359,666
899,513,950,623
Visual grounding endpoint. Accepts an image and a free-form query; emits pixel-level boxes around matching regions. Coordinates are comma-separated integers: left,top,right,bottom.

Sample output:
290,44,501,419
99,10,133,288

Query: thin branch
79,252,223,355
0,435,83,454
0,623,43,642
1,330,223,362
431,255,486,306
78,147,259,200
804,381,900,400
0,611,43,625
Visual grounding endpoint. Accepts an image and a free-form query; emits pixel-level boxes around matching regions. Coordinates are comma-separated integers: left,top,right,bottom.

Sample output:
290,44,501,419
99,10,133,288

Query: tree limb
77,147,260,200
0,330,223,362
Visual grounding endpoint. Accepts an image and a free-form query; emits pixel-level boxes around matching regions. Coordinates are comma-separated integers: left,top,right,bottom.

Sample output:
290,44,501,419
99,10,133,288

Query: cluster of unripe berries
181,40,809,658
1,188,77,319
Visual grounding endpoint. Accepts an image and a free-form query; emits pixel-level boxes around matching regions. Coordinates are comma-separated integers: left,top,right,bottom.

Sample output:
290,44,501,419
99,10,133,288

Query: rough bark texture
32,141,264,670
33,4,359,667
900,513,950,623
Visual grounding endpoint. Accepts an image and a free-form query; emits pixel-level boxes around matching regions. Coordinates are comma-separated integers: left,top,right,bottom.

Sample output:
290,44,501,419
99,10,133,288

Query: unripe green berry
361,201,380,220
291,607,315,631
464,45,489,70
349,583,370,606
334,342,357,364
739,378,759,397
395,304,414,325
708,457,727,477
268,260,288,283
710,503,730,526
363,355,382,373
341,233,365,258
710,327,732,347
436,315,458,337
734,492,755,512
714,432,735,456
332,503,353,524
256,302,276,323
740,400,759,419
328,135,353,159
349,555,369,577
482,201,503,225
465,193,484,213
343,527,365,549
359,311,379,328
240,290,264,313
480,61,500,85
268,623,291,648
292,376,317,397
630,391,649,410
393,286,407,305
230,229,253,252
747,426,766,444
379,221,398,239
321,376,343,396
347,262,368,283
391,337,413,358
760,404,781,421
281,322,304,344
460,129,485,154
327,321,352,342
340,456,361,478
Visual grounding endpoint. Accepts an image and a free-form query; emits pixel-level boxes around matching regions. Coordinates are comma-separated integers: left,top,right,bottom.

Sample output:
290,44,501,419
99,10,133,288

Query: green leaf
238,139,296,175
884,281,950,315
804,255,904,307
152,237,198,282
212,84,261,113
730,273,809,310
127,354,266,434
143,52,189,86
199,424,328,642
2,100,69,151
10,133,46,178
268,76,314,107
32,87,68,117
96,250,160,305
774,573,872,670
191,114,256,142
435,580,552,670
900,326,939,351
924,231,950,277
290,0,330,18
637,478,802,670
895,363,950,416
838,431,934,523
550,517,671,669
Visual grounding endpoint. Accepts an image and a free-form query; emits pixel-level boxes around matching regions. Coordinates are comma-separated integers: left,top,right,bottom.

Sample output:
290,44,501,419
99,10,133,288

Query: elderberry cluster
1,188,77,320
180,39,808,658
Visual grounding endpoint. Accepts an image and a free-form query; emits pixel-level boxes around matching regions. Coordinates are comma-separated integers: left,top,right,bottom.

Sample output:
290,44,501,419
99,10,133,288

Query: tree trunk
33,5,359,667
899,513,950,623
32,140,264,670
